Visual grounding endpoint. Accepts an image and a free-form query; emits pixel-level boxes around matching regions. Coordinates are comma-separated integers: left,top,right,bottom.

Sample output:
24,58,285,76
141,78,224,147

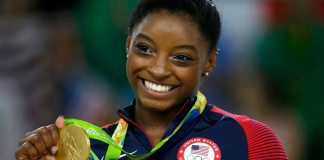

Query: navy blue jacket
90,98,288,160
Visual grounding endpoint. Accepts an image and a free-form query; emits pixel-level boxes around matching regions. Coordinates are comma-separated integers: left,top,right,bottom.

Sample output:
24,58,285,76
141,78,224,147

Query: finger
15,142,38,159
55,115,65,129
51,146,58,155
36,126,53,149
18,130,37,146
18,125,51,146
24,133,47,156
44,155,55,160
47,124,59,146
18,138,26,147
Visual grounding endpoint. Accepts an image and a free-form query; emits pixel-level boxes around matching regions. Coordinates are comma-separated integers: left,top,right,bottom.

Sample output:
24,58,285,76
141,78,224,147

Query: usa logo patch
177,137,221,160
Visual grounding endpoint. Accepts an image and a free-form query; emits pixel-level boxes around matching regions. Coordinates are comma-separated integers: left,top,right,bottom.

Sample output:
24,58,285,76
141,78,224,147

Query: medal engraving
55,125,90,160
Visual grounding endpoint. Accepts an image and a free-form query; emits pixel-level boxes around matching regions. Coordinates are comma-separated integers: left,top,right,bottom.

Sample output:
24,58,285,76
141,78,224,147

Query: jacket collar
117,97,196,138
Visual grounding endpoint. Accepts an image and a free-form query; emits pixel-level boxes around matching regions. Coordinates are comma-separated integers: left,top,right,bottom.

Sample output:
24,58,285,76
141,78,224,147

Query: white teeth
144,80,172,93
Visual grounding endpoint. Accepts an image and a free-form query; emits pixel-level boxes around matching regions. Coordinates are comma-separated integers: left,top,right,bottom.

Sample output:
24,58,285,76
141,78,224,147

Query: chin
137,97,181,113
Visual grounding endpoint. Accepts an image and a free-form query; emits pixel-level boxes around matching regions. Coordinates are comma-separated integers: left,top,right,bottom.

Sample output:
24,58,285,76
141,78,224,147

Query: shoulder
209,105,288,160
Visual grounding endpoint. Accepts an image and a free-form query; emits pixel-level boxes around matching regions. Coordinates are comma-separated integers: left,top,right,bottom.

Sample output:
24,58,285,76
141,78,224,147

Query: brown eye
170,54,193,63
134,44,155,56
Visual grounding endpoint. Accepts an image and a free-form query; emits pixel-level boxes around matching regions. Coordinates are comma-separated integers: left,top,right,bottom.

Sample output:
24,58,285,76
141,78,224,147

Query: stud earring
202,72,209,77
216,48,220,55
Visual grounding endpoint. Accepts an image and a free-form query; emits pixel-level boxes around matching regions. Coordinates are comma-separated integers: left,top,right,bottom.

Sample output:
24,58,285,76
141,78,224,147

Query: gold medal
55,125,90,160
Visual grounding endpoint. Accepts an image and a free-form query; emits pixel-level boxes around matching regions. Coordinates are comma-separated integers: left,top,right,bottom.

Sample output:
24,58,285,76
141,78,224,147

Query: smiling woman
15,0,288,160
126,10,214,113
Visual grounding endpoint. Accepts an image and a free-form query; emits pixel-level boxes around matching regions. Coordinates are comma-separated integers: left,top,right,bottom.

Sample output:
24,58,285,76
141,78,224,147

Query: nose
147,54,171,80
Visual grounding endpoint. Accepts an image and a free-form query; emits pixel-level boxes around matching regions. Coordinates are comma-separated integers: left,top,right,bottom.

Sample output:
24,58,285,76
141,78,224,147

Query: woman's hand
15,116,66,160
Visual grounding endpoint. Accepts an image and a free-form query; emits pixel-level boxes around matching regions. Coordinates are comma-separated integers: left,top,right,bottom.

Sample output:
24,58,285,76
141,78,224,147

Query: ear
125,35,131,54
203,48,217,74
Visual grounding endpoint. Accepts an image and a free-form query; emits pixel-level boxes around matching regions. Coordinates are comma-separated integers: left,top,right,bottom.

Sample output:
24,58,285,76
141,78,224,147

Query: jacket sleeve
211,106,288,160
234,115,288,160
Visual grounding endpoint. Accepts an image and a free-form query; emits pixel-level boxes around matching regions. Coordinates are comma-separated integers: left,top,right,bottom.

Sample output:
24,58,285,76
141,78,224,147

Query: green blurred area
255,11,324,160
74,0,139,88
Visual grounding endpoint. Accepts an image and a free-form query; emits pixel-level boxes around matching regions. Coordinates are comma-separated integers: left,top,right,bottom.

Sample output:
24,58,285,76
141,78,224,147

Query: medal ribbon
65,91,207,160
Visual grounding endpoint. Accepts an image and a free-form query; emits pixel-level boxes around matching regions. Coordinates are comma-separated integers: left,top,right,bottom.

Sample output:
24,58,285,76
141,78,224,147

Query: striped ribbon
65,91,207,160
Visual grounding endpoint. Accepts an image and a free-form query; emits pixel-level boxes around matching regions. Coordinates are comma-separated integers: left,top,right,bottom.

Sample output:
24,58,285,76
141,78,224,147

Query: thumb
43,155,56,160
55,115,65,129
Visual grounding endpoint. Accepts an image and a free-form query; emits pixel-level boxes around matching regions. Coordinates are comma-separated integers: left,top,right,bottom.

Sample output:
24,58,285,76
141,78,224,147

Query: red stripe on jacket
211,106,288,160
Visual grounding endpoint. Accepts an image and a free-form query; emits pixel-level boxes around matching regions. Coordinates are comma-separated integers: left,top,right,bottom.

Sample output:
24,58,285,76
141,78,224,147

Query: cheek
176,68,201,98
126,61,132,86
127,56,141,73
176,67,200,86
126,55,147,80
126,58,139,92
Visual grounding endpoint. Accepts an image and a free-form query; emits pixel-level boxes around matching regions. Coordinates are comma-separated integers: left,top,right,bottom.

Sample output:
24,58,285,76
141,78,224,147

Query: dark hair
128,0,221,51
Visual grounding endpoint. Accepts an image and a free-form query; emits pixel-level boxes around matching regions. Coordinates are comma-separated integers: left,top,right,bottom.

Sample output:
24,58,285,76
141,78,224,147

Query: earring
216,48,220,55
202,72,209,77
126,54,129,58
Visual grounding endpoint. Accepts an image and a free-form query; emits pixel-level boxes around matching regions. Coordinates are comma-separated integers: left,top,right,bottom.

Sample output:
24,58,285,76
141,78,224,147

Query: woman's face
126,11,216,112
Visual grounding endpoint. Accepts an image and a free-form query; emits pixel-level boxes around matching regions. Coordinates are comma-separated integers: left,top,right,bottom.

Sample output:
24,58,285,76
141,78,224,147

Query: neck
134,102,186,146
135,107,178,129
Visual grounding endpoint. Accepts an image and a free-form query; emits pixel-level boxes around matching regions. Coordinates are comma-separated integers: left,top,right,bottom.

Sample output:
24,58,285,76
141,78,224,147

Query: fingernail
51,146,58,155
55,115,65,129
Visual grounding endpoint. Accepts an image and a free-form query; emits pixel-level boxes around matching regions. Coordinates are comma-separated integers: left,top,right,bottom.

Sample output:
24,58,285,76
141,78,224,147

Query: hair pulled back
128,0,221,51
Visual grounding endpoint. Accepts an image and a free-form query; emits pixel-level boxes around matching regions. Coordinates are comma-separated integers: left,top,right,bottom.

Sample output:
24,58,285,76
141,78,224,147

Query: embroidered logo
177,137,221,160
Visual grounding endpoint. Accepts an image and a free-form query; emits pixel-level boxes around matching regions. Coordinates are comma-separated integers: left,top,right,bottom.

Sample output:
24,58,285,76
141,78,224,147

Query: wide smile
139,78,178,96
143,79,174,93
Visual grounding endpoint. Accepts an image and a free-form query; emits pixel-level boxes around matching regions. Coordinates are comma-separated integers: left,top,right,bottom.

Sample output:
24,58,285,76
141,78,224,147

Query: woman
15,0,288,159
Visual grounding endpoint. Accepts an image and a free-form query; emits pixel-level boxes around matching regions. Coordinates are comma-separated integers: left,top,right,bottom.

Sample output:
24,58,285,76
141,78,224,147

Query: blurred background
0,0,322,159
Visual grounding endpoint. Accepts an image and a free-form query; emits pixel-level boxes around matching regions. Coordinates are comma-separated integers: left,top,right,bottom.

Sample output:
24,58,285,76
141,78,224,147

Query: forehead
131,10,209,52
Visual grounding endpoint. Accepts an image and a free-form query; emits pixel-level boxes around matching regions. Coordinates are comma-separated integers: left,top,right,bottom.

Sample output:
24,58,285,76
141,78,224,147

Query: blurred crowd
0,0,323,159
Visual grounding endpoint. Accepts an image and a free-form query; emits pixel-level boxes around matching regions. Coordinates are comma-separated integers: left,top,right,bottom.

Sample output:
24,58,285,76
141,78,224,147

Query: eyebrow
174,45,198,53
135,33,155,44
135,33,198,53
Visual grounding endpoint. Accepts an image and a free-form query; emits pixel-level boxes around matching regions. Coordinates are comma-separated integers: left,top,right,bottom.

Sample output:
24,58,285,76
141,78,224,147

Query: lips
142,79,174,93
